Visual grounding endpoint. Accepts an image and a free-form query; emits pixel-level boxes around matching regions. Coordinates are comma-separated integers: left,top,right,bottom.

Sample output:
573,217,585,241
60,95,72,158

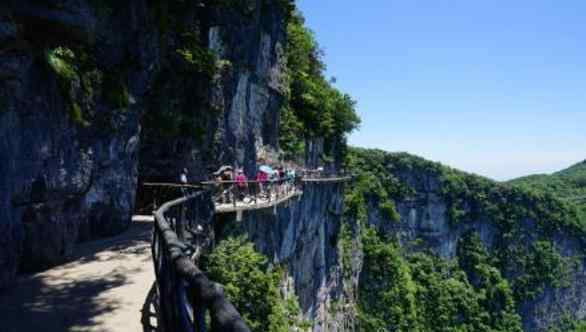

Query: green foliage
46,47,91,126
176,47,217,76
455,233,523,331
346,147,584,330
70,102,90,127
339,219,355,280
549,316,586,332
278,105,305,160
102,72,130,110
358,227,419,332
280,11,360,160
348,147,586,237
512,240,571,300
172,25,219,76
203,237,307,332
357,227,523,332
380,201,400,222
510,161,586,223
46,47,77,96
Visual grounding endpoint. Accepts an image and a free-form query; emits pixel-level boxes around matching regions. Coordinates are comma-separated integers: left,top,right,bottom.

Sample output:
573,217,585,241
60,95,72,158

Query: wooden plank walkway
0,217,155,332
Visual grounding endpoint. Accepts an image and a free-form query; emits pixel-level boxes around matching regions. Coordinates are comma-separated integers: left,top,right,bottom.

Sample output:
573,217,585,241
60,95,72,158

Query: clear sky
297,0,585,181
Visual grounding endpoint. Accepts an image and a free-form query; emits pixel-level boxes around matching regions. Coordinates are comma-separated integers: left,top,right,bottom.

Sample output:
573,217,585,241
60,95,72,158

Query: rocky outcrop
365,166,586,331
0,0,290,288
139,0,288,181
214,181,352,332
0,1,154,286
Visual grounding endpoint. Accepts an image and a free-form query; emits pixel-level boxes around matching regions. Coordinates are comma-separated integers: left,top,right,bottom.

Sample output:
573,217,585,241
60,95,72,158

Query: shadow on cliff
0,220,154,332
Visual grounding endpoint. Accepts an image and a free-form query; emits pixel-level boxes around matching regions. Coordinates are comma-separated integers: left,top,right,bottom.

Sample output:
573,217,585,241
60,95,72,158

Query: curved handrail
152,191,250,332
149,173,353,331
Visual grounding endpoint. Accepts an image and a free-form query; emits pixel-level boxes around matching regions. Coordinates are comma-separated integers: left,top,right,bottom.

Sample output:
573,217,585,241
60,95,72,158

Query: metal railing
147,172,353,331
202,177,303,208
151,189,250,332
201,171,353,207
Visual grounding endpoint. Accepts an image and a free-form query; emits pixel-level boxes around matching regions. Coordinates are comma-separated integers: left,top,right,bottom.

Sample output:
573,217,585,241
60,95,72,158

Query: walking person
220,167,234,204
179,168,189,196
286,168,295,191
257,164,272,198
235,169,248,202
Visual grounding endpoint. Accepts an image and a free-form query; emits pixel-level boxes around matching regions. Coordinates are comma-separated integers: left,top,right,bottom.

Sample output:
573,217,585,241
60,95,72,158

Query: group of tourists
210,161,301,204
177,163,328,205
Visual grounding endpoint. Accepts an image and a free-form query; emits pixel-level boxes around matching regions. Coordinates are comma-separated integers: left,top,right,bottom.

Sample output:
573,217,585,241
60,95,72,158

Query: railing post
194,307,207,332
178,204,186,241
276,179,280,200
230,184,235,208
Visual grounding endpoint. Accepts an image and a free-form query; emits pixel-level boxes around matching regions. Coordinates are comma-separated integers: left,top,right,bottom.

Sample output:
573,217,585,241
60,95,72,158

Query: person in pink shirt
235,169,248,201
256,170,268,196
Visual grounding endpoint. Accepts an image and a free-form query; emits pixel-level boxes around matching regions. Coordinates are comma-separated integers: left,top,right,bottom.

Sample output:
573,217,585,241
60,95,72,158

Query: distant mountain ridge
508,159,586,218
346,148,586,331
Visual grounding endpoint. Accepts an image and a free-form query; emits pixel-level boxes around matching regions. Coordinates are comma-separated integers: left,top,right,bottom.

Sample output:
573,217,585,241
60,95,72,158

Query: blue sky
297,0,586,181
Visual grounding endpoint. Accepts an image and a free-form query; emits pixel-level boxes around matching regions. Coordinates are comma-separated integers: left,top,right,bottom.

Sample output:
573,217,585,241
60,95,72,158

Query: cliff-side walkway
0,217,155,332
0,175,352,332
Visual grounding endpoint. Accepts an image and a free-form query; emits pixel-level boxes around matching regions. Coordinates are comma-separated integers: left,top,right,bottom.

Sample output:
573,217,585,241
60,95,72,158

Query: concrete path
0,217,157,332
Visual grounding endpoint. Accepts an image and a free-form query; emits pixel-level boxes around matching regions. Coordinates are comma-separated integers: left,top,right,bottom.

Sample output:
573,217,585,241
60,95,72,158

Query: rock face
0,0,289,288
139,0,288,181
0,1,156,287
215,181,352,332
364,167,586,331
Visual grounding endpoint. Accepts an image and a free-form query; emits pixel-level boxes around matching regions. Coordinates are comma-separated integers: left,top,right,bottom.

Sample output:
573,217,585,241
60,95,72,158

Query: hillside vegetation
509,161,586,221
279,11,360,161
343,147,586,332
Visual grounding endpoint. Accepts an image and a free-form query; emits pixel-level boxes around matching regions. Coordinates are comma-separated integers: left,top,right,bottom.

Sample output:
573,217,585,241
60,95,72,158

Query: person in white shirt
180,168,188,195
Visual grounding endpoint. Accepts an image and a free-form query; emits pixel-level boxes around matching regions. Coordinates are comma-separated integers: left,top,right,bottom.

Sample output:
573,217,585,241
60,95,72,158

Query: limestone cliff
213,181,353,332
0,0,150,286
0,0,289,288
347,148,586,331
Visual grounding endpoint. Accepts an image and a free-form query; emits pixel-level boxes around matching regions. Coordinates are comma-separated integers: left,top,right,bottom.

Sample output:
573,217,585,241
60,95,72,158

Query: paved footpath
0,217,156,332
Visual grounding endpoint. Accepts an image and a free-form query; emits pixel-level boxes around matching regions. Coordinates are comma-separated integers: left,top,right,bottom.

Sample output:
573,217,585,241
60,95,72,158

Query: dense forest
509,161,586,223
344,148,586,332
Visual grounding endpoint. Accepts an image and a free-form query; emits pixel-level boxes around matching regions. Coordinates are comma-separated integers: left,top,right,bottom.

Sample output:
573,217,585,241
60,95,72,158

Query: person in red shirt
256,170,268,196
235,169,248,201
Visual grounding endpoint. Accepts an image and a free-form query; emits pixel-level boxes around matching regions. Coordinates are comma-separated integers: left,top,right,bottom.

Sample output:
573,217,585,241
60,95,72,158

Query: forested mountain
509,161,586,221
343,148,586,332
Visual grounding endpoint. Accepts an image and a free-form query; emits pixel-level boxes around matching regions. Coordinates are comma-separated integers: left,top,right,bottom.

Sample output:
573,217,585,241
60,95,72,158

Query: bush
103,72,130,110
46,47,77,97
280,12,360,160
203,237,307,331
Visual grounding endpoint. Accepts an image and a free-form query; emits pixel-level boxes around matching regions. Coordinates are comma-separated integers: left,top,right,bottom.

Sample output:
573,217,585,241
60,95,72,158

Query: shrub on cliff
203,236,307,332
346,147,584,330
280,11,360,161
356,227,523,332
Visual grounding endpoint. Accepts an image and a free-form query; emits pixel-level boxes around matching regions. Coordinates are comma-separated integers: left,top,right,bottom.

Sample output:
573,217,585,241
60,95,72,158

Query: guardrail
147,172,353,331
201,177,302,208
151,190,250,332
200,172,353,207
